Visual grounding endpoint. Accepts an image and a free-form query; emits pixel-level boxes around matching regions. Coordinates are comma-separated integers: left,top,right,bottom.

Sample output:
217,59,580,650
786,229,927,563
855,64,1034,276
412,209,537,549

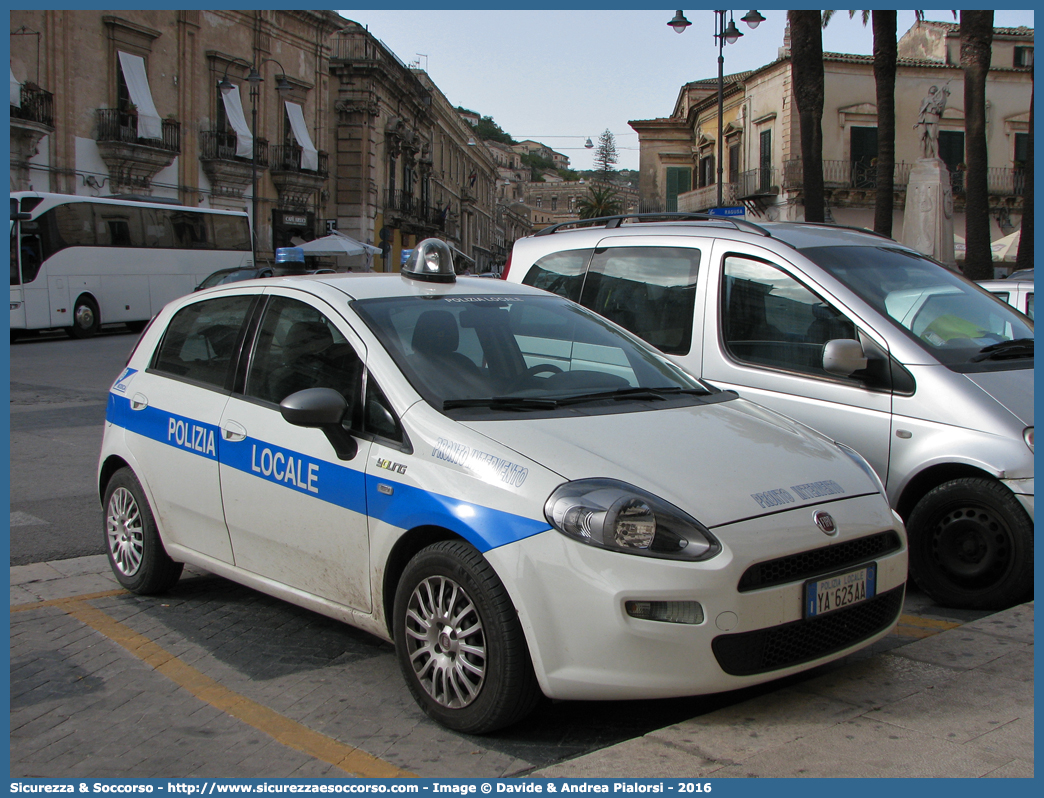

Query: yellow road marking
895,613,962,638
14,593,414,778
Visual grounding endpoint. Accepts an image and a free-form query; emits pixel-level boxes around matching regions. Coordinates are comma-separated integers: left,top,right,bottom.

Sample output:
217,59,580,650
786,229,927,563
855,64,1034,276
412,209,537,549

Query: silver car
978,275,1034,320
505,215,1033,610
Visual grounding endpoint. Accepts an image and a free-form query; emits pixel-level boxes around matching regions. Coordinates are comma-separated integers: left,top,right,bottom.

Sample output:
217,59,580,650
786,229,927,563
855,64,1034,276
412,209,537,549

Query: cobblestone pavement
10,556,1033,778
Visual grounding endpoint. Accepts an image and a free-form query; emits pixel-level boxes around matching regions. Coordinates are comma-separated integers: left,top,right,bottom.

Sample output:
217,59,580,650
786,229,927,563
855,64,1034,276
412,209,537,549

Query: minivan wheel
907,477,1033,610
393,540,540,733
103,467,183,594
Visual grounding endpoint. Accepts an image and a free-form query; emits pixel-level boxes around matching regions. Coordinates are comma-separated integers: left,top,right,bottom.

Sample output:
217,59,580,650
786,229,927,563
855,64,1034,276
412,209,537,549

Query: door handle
222,420,247,442
130,393,148,411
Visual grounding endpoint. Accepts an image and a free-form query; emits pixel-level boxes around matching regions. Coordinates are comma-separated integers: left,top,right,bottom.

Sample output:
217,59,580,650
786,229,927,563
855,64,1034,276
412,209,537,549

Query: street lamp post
219,58,292,267
669,10,764,209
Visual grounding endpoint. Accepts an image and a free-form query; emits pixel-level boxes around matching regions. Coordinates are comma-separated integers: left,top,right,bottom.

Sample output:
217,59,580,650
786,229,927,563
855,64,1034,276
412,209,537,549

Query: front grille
738,531,902,592
712,585,904,676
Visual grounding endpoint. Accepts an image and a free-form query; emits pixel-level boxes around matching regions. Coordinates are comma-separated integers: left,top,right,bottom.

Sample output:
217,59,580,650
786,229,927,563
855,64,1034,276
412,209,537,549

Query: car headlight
835,442,887,497
544,479,720,561
1025,427,1034,453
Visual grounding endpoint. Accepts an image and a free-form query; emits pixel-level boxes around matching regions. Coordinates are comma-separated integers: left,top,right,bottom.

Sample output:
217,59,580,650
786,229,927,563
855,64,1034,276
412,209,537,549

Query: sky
338,8,1035,171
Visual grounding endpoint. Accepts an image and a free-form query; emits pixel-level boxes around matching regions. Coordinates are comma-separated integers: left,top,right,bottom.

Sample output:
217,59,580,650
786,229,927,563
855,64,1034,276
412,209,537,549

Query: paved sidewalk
10,555,1034,778
532,604,1034,778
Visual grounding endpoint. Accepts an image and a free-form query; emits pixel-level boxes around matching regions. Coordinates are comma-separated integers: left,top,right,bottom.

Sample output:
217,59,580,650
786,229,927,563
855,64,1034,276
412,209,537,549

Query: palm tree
789,11,825,223
577,186,622,219
960,11,994,280
1014,87,1033,270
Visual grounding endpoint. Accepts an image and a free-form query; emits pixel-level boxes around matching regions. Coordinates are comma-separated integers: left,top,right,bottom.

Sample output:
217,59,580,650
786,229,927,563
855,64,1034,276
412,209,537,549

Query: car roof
200,271,550,302
513,215,902,254
977,279,1033,290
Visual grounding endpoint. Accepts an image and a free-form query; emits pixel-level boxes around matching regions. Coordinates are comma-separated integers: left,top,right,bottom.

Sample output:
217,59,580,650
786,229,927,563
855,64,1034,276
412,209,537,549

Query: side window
1026,293,1034,320
721,256,857,377
244,296,362,408
580,246,700,355
152,295,255,388
520,248,591,302
364,376,404,445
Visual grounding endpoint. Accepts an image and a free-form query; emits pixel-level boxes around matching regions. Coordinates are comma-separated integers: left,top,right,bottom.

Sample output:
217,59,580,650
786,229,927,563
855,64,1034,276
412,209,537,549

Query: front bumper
487,493,907,701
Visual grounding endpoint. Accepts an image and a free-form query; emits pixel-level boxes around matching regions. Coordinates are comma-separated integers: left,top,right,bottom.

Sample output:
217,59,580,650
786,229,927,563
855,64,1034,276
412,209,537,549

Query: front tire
67,295,100,339
103,467,183,594
907,477,1033,610
393,540,540,733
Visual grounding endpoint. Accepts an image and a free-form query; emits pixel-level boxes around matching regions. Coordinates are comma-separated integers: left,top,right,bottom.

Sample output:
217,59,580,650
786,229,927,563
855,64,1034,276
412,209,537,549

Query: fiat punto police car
99,238,907,733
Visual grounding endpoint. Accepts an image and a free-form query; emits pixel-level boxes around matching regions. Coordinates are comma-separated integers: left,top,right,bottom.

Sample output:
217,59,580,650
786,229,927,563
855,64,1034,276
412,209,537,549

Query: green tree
577,186,622,219
789,11,826,223
474,115,514,145
960,11,994,280
593,129,618,178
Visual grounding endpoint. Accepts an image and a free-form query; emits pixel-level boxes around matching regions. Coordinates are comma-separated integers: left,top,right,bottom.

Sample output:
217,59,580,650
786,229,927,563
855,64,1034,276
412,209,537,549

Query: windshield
352,294,716,417
801,245,1033,371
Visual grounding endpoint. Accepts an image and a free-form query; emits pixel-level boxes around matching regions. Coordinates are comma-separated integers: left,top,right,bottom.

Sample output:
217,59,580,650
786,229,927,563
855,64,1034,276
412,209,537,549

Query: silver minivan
505,217,1033,610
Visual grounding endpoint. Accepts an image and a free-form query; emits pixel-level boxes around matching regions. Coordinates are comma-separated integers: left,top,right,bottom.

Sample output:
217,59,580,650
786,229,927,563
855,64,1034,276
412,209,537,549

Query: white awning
118,51,162,140
220,84,253,160
10,67,22,108
284,100,318,172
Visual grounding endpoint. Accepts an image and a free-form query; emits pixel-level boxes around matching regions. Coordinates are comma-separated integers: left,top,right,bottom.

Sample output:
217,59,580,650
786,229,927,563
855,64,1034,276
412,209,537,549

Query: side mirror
823,339,868,377
280,387,357,460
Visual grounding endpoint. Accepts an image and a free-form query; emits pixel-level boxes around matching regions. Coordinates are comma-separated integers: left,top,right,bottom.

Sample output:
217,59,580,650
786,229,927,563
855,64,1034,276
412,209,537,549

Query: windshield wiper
970,338,1034,362
555,386,711,406
442,396,560,411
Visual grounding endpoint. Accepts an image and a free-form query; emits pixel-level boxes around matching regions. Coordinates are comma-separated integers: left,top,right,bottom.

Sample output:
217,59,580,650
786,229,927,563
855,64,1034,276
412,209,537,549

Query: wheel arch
896,462,1001,521
99,454,132,504
381,525,468,637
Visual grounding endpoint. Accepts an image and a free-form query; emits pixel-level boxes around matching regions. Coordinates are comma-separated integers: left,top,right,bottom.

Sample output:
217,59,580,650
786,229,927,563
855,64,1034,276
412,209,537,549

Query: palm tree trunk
960,11,994,280
872,11,897,237
1015,87,1033,270
789,11,825,223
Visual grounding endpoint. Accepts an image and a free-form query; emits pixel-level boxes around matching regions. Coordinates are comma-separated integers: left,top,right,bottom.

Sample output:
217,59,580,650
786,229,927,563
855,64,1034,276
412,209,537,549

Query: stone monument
902,84,956,265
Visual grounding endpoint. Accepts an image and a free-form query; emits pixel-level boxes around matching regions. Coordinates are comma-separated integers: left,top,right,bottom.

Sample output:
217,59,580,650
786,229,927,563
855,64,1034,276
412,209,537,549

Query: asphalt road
9,325,140,565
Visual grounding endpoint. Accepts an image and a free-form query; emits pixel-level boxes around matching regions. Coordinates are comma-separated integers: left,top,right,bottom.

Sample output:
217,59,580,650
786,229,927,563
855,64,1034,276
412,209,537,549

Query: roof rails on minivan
533,212,772,238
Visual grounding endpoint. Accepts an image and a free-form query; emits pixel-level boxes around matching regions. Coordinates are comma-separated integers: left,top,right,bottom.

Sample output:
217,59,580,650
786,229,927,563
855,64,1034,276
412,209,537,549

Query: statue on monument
914,84,951,160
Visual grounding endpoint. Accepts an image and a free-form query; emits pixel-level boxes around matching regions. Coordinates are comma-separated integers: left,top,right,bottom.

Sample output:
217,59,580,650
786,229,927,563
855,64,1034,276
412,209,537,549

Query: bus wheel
68,296,100,339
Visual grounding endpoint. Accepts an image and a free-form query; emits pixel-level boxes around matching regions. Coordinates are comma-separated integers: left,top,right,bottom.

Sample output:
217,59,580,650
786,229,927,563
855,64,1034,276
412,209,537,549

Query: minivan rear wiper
970,338,1034,362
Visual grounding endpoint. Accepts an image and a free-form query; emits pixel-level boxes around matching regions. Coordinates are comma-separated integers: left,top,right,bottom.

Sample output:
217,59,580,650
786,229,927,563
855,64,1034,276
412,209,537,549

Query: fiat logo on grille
814,511,838,536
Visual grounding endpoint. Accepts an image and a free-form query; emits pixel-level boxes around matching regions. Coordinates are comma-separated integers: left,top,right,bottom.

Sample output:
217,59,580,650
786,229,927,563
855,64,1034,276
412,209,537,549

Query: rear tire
393,540,540,733
67,295,100,339
907,477,1033,610
103,467,183,594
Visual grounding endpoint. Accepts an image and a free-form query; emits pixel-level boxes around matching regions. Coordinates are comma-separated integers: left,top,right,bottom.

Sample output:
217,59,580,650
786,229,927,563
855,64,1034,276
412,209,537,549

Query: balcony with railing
92,108,180,195
270,144,329,178
677,181,737,212
11,83,54,128
95,109,180,153
782,159,1025,201
199,131,269,168
10,83,56,190
385,189,444,229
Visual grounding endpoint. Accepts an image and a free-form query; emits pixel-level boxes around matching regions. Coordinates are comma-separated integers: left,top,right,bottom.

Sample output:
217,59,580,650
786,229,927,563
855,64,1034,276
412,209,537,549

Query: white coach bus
11,192,252,339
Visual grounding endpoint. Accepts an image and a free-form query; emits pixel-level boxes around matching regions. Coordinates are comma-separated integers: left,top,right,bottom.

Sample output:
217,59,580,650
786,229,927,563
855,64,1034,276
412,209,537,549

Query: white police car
99,238,907,733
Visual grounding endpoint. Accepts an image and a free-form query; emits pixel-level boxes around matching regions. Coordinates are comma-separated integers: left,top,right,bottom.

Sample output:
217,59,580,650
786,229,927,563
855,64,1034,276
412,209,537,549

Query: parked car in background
979,275,1034,320
98,239,906,733
195,266,274,291
505,214,1033,610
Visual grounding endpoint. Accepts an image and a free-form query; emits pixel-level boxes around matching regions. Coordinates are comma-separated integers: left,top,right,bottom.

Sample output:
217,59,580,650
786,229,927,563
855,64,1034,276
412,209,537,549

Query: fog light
625,600,704,625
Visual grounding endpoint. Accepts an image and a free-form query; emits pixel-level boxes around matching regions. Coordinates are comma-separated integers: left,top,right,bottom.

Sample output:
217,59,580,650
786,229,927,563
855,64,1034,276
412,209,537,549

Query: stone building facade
630,21,1033,241
523,180,640,227
10,9,341,264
